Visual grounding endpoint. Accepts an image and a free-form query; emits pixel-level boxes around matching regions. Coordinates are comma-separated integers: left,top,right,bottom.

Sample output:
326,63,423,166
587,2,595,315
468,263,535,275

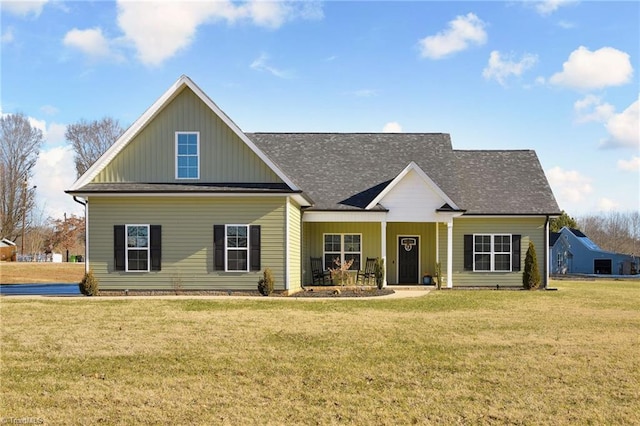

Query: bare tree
0,113,43,241
578,211,640,256
66,117,124,178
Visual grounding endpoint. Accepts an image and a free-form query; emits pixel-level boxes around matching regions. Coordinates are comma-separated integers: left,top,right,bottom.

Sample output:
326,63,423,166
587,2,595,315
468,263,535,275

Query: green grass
1,280,639,425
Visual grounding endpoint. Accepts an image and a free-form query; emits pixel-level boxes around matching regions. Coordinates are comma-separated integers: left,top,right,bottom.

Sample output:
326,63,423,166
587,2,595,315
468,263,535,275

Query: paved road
0,283,80,296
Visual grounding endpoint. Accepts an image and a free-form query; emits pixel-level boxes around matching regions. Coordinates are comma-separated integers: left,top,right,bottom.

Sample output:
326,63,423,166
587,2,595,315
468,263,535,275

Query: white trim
366,161,459,211
458,215,552,219
225,224,250,272
175,131,200,180
447,221,453,288
472,233,513,272
85,201,89,274
322,233,362,271
72,192,299,198
69,75,299,191
284,198,290,290
381,220,387,287
125,224,150,272
302,211,387,223
396,234,420,284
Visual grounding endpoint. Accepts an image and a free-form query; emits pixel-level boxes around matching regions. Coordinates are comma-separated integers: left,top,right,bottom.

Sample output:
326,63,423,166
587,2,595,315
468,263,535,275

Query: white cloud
348,89,378,98
1,0,49,17
557,20,576,29
33,145,83,220
573,95,639,149
549,46,633,90
418,13,487,59
597,197,619,212
1,26,14,44
573,94,614,123
617,156,640,172
604,98,639,149
40,104,59,116
45,123,67,146
250,53,291,78
63,27,118,60
482,50,538,86
116,0,322,66
535,0,577,16
547,166,593,204
383,122,403,133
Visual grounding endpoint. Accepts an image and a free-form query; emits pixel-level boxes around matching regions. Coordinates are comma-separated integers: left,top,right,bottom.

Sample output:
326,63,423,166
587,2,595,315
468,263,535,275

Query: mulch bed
98,286,395,298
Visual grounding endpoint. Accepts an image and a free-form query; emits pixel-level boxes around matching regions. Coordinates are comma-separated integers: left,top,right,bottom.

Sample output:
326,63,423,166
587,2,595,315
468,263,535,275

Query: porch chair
356,257,378,286
310,257,331,286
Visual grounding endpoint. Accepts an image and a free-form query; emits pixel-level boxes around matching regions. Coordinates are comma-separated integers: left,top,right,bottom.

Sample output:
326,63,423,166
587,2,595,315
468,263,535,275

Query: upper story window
176,132,199,179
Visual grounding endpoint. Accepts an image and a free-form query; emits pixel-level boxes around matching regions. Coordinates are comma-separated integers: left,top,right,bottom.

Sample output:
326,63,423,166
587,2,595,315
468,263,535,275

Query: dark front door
398,236,419,283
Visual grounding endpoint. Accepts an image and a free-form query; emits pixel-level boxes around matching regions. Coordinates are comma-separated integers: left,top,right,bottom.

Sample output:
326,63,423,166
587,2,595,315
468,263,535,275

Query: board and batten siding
446,216,547,287
93,87,282,184
88,197,287,290
302,222,381,285
287,199,302,291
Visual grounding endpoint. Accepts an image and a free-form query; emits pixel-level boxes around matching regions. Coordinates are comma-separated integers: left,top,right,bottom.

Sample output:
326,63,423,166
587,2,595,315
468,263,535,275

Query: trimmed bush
258,267,274,296
523,241,541,290
79,269,99,296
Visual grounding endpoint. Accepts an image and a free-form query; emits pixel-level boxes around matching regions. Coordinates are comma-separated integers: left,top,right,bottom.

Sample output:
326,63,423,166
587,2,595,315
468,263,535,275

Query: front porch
302,220,455,287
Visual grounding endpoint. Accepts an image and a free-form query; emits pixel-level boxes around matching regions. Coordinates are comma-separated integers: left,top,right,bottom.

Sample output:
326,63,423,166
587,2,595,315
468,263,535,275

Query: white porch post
435,222,440,263
381,219,387,287
447,220,453,288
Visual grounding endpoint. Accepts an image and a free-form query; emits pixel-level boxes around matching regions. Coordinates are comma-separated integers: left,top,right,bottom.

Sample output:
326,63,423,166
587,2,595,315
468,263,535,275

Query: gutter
544,215,550,289
72,196,88,274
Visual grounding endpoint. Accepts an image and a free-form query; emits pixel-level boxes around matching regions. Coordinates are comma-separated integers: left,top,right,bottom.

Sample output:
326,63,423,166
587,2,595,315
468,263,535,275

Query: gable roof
249,133,460,211
69,75,298,192
250,133,560,214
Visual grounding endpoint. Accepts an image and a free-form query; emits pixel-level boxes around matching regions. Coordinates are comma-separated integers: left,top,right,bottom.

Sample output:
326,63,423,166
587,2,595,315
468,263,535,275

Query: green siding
287,200,302,291
386,223,437,284
450,217,547,287
302,222,381,285
88,196,287,290
93,87,282,184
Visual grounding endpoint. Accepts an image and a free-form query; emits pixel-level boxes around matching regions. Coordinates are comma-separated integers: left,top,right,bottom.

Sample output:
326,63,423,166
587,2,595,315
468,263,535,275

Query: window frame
175,131,200,180
225,224,249,272
473,234,512,272
322,233,362,271
125,224,150,272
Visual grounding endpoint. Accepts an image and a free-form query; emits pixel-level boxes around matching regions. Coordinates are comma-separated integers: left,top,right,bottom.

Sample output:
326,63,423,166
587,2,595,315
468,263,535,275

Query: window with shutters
473,234,513,272
214,224,261,272
126,225,149,272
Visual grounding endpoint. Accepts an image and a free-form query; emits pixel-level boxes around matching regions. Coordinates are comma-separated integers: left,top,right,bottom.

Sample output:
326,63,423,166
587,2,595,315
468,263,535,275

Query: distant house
550,227,637,275
66,75,561,292
0,238,17,261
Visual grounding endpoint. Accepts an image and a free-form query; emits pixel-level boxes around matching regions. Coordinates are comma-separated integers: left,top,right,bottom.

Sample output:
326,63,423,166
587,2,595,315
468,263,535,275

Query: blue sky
1,0,638,221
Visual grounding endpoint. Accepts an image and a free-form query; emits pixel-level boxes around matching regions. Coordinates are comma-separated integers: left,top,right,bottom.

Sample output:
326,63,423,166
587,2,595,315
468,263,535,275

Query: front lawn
1,280,638,424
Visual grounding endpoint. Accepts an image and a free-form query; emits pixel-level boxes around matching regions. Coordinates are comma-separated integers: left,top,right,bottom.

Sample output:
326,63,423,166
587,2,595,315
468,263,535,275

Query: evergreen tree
550,210,578,233
523,241,541,290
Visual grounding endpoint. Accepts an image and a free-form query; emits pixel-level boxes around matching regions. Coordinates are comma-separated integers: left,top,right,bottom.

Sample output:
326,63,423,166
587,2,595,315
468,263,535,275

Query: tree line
1,113,123,254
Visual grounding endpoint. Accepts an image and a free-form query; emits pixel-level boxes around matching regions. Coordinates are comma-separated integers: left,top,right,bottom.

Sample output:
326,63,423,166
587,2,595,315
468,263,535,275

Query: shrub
257,267,274,296
329,258,354,286
523,241,541,290
434,261,442,290
79,269,99,296
374,258,385,290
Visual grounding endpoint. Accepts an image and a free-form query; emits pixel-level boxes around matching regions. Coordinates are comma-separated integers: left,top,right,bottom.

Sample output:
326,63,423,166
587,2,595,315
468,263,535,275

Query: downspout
544,215,550,289
73,196,89,274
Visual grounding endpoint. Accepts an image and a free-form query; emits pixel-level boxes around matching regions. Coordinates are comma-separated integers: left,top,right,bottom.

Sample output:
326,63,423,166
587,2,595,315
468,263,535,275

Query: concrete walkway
2,287,432,301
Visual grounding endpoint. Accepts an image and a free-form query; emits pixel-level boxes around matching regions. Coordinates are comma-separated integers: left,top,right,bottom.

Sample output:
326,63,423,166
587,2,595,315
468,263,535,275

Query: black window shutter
250,225,261,271
512,234,521,272
150,225,162,271
214,225,225,270
114,225,125,271
463,234,473,271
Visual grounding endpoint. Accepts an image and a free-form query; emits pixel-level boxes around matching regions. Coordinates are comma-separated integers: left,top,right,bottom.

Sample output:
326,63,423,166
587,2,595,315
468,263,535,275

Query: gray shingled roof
248,133,560,215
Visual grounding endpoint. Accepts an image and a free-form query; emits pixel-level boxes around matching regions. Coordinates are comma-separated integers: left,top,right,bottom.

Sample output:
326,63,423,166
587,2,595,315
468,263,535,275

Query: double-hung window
323,234,361,270
126,225,150,272
226,225,249,272
176,132,199,179
473,234,512,272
